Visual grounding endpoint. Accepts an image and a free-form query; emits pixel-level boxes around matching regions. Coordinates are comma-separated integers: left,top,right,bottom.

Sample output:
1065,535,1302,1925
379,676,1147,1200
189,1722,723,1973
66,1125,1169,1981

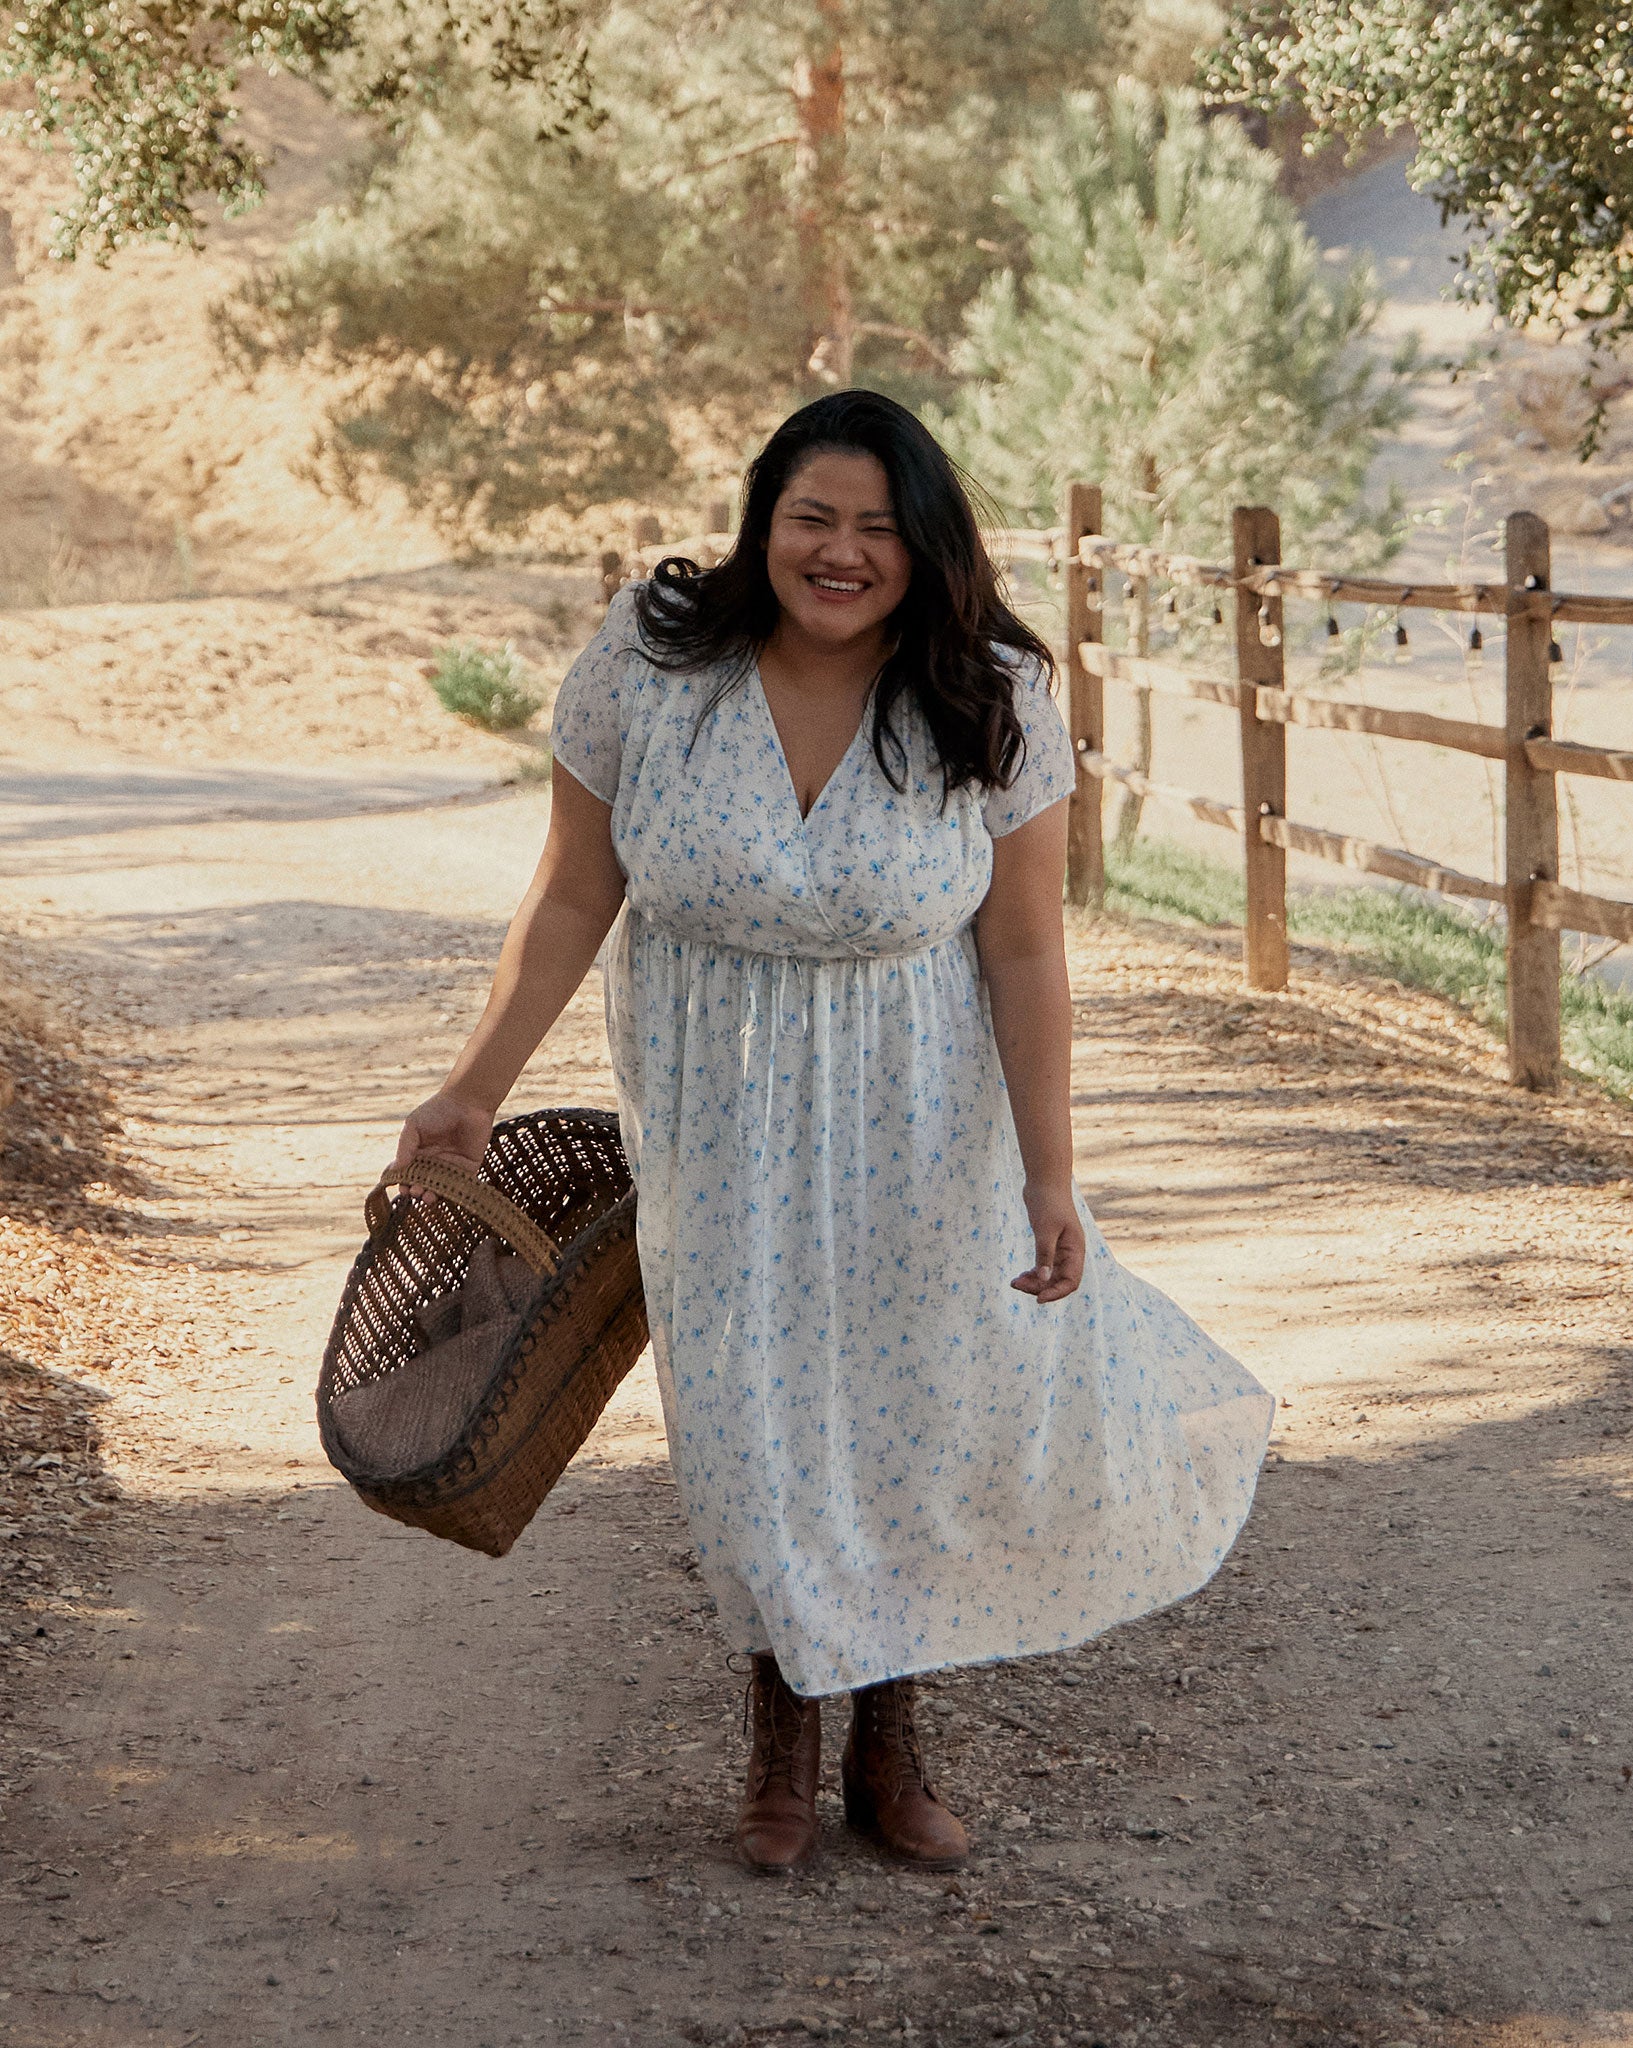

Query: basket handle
365,1156,562,1276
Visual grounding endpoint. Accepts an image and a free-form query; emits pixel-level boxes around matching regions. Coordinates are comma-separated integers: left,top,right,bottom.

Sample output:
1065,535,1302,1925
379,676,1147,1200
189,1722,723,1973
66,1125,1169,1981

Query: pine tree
223,0,1136,535
935,80,1414,558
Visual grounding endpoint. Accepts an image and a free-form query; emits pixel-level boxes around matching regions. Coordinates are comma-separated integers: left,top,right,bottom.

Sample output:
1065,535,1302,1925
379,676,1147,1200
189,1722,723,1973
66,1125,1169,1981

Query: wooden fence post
1504,512,1561,1088
1232,506,1289,991
1065,481,1104,908
1112,569,1152,852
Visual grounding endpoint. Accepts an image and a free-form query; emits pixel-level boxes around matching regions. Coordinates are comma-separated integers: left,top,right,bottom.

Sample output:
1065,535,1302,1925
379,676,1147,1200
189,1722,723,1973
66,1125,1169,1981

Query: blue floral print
551,587,1273,1697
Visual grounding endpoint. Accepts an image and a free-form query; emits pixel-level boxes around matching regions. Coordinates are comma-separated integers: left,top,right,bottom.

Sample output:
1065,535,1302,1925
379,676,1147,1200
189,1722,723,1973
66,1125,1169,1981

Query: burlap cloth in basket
316,1108,648,1556
329,1235,537,1475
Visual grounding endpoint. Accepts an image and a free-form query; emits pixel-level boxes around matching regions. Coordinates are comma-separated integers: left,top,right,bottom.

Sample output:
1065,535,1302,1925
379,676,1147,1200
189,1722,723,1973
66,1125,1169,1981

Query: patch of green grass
1290,883,1508,1029
428,642,543,732
1559,964,1633,1096
1102,833,1633,1099
1105,835,1244,929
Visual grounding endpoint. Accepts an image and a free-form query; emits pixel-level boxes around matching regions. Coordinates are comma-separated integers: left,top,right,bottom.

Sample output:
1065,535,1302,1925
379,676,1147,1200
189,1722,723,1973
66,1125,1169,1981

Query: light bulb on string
1467,623,1484,665
1326,612,1341,639
1393,610,1411,662
1256,602,1282,649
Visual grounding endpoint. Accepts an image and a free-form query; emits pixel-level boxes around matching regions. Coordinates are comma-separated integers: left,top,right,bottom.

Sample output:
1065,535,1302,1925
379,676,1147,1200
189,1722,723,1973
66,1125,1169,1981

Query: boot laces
862,1680,925,1798
744,1660,811,1797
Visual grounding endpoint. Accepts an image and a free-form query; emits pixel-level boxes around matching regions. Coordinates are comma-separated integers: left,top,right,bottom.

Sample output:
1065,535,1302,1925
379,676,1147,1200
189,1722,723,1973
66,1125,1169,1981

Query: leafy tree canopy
224,0,1134,534
1205,2,1633,348
0,0,592,258
935,80,1414,557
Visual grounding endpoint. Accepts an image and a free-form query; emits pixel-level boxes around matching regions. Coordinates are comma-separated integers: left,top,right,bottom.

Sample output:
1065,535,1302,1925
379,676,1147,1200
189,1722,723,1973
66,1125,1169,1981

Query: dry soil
2,690,1632,2048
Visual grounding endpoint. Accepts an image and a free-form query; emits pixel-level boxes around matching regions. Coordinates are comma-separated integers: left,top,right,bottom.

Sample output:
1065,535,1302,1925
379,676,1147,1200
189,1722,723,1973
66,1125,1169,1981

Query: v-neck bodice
553,592,1053,960
751,664,876,825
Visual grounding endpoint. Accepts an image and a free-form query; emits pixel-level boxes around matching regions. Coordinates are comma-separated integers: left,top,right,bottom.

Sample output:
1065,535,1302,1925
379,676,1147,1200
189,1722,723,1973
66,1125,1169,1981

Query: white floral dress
551,587,1273,1697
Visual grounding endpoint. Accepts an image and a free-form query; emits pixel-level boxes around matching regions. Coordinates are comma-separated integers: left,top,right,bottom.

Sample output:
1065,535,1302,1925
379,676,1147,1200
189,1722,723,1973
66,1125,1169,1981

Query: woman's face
763,449,913,649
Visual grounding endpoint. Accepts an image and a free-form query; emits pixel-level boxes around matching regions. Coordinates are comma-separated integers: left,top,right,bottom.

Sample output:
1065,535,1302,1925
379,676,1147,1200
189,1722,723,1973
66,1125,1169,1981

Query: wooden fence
597,489,1633,1091
1054,482,1633,1092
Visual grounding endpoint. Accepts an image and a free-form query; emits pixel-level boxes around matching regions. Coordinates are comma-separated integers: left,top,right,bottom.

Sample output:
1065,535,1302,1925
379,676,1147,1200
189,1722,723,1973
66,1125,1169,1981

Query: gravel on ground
2,719,1631,2048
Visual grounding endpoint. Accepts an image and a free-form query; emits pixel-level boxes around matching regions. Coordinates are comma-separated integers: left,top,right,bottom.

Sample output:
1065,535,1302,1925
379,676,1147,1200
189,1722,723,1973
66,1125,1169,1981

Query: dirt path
3,756,1633,2048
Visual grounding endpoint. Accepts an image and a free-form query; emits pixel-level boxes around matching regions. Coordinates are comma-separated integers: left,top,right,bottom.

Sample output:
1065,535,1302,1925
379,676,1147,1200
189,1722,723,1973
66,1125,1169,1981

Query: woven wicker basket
317,1107,648,1556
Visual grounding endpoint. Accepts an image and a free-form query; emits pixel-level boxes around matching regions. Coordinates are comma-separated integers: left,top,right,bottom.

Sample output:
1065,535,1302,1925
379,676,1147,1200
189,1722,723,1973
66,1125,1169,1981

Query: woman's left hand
1012,1179,1086,1303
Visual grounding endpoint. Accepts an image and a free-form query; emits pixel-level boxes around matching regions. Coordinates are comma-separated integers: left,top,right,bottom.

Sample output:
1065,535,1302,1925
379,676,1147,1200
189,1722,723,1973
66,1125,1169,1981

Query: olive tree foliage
935,81,1414,559
223,0,1133,534
0,0,592,259
1205,2,1633,351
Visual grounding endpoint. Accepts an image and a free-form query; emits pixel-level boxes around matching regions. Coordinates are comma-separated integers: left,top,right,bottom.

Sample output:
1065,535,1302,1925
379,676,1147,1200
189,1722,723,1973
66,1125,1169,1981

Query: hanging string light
1393,607,1411,661
1257,601,1282,648
1326,612,1341,639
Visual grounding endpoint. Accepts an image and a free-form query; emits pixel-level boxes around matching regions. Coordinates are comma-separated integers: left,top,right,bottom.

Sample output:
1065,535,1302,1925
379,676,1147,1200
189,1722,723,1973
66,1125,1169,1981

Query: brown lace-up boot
842,1678,969,1869
735,1653,822,1873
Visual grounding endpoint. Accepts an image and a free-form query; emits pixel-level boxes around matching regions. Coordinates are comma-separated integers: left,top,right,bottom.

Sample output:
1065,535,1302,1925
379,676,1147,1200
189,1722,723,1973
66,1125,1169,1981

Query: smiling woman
391,390,1273,1878
630,391,1036,810
755,450,913,817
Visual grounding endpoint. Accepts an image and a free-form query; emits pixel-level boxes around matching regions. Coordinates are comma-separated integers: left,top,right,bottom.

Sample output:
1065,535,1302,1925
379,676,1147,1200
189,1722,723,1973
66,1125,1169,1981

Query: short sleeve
983,654,1075,838
549,585,642,803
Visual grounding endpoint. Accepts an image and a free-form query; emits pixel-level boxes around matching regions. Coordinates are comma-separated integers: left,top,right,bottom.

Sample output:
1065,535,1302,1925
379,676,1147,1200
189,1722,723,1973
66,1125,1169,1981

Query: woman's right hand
393,1091,495,1181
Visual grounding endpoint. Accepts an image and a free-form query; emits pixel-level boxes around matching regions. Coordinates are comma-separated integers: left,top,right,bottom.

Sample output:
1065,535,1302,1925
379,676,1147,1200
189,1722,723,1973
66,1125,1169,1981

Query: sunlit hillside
0,73,451,605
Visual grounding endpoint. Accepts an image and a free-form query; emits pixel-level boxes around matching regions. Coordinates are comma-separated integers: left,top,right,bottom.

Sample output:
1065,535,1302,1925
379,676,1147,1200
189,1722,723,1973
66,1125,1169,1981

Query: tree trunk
792,0,852,385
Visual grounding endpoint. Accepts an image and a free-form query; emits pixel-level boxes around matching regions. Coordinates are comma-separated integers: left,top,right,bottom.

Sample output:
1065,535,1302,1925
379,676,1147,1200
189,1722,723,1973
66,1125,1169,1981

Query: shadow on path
2,1383,1629,2046
0,762,507,860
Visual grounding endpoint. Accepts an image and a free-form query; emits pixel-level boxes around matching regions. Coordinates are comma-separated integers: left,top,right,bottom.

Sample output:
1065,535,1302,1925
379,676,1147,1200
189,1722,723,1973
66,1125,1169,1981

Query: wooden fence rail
1060,487,1633,1091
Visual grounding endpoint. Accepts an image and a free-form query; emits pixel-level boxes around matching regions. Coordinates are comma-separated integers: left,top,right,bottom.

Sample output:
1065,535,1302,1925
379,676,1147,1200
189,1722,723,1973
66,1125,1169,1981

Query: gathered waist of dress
621,905,976,968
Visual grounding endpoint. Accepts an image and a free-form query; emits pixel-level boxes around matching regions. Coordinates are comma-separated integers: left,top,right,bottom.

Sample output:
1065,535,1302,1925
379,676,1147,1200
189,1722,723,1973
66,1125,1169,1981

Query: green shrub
1101,833,1633,1100
428,643,543,732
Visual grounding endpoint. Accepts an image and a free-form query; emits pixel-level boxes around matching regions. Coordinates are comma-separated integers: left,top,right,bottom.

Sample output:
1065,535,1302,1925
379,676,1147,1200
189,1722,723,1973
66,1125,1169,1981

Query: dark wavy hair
630,391,1054,797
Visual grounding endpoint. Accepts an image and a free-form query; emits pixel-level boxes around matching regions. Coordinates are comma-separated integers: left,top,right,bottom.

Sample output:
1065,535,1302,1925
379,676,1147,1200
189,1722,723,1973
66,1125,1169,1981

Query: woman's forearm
435,767,627,1118
983,948,1075,1188
440,885,621,1115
